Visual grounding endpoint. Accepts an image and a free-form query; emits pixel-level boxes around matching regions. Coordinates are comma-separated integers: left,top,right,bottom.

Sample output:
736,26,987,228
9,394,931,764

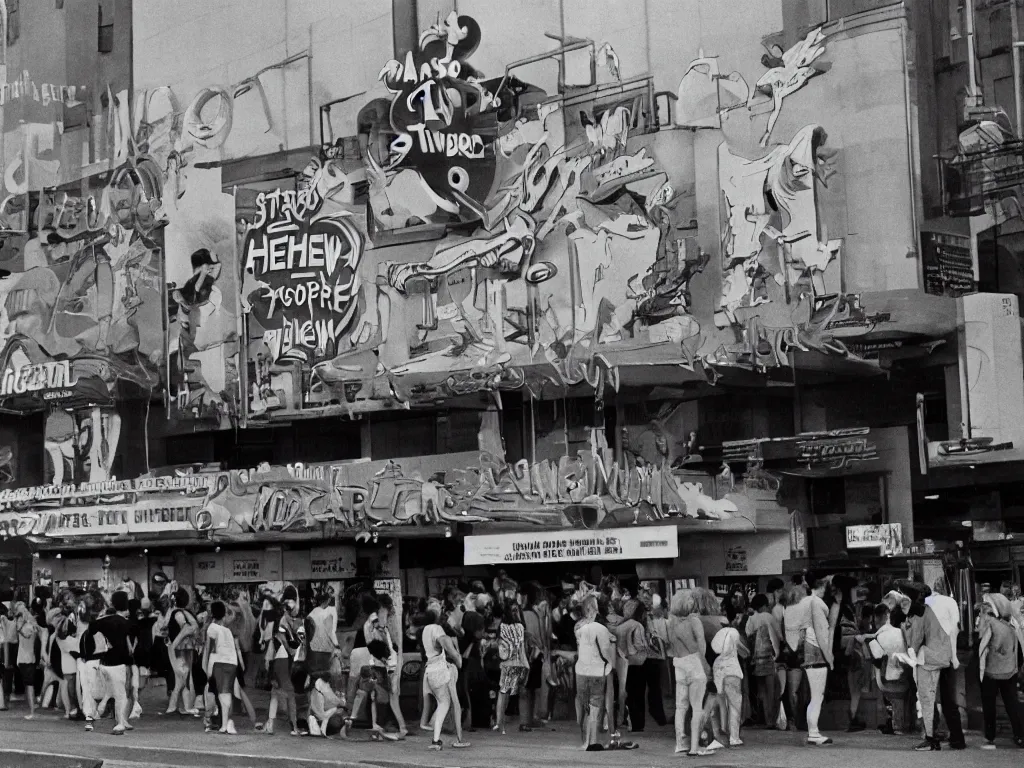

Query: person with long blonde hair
668,590,708,756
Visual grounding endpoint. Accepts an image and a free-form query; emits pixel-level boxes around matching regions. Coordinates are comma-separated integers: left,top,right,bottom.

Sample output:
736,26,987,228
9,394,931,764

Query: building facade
0,2,1019,667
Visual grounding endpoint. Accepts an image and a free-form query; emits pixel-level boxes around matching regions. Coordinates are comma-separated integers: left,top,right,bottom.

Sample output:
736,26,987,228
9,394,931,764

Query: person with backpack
494,602,529,735
164,587,200,716
261,595,301,736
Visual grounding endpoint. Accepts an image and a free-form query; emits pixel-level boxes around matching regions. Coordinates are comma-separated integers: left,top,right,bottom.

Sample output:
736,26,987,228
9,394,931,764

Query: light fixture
924,494,939,500
215,546,221,553
143,548,148,554
371,531,379,544
55,553,62,559
445,526,452,538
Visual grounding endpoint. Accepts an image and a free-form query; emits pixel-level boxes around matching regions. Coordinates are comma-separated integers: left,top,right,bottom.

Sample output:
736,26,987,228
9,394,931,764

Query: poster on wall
164,167,241,430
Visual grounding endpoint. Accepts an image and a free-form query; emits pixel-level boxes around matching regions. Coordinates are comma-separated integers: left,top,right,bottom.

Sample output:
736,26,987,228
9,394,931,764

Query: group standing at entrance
0,573,1021,754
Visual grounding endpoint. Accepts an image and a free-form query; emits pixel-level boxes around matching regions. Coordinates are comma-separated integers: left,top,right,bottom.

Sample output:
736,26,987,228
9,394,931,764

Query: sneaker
730,738,744,747
84,719,94,732
981,742,996,750
914,739,939,751
429,739,443,750
807,736,833,746
130,702,142,720
706,739,725,751
112,726,126,736
225,721,237,735
452,740,470,748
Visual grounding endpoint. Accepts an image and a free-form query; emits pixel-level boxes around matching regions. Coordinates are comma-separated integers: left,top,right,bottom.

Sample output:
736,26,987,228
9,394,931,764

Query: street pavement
1,683,1023,768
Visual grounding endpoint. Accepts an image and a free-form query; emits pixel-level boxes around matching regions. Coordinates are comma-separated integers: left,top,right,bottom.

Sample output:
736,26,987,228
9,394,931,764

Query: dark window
98,3,113,53
5,0,18,46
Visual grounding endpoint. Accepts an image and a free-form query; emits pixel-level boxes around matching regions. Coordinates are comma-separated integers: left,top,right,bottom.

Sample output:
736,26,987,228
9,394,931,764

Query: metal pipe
965,0,980,102
899,20,921,271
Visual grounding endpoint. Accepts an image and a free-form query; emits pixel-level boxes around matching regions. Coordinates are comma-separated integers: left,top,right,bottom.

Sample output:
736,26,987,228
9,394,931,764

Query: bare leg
495,691,509,734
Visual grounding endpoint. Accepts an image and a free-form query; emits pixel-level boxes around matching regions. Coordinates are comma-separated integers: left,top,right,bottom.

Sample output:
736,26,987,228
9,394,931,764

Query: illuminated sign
464,526,679,565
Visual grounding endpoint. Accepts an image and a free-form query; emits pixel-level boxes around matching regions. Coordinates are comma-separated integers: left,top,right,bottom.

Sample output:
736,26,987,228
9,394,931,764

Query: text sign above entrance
463,526,679,565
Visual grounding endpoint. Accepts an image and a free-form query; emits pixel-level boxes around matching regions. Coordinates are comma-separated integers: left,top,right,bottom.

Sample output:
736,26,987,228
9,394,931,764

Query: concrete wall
133,0,395,158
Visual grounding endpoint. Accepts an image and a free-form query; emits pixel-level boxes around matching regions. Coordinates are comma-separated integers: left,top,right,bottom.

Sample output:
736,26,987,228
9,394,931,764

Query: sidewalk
1,682,1022,768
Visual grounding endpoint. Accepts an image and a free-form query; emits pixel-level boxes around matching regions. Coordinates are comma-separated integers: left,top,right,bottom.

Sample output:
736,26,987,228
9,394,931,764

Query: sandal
688,749,710,757
452,740,470,748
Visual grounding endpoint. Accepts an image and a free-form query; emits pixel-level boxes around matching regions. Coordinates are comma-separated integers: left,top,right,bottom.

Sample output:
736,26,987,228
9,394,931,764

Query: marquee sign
464,526,679,565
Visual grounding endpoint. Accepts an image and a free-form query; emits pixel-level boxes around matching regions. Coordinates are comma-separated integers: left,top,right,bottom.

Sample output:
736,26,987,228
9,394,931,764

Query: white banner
464,526,679,565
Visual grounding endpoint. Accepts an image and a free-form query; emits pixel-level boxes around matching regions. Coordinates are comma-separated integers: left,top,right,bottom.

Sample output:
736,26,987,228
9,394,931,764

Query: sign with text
229,551,265,581
309,545,357,578
464,526,678,565
193,553,225,584
846,523,903,555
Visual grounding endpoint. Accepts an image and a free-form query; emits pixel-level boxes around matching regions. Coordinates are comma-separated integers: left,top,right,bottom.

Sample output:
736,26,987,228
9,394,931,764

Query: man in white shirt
864,603,909,735
574,595,614,750
203,601,241,735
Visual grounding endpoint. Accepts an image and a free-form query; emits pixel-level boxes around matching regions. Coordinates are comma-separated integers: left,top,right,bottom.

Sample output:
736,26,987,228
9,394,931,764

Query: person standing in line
711,622,748,746
574,594,615,752
620,599,652,733
863,602,910,735
494,602,530,735
55,592,81,720
693,588,728,752
421,602,470,751
668,590,709,757
641,589,669,729
86,591,134,736
164,588,199,716
460,592,491,731
376,594,408,739
77,593,104,732
13,601,40,720
204,600,242,735
746,594,781,730
1,603,16,706
798,576,834,746
519,582,548,731
926,580,966,749
766,579,790,728
905,584,964,751
781,582,809,731
304,589,339,681
261,596,301,736
977,593,1024,749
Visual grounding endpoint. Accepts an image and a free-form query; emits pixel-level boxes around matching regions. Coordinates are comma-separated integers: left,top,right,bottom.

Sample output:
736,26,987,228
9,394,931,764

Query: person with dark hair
308,672,346,738
495,602,529,735
795,576,834,745
204,600,242,735
519,581,547,731
262,594,301,736
13,601,39,719
164,587,199,716
86,590,134,735
420,603,470,750
619,600,651,733
747,594,781,730
862,602,910,736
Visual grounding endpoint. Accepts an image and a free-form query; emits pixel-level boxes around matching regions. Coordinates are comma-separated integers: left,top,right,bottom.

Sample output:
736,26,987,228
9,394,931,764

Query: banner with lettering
463,526,680,565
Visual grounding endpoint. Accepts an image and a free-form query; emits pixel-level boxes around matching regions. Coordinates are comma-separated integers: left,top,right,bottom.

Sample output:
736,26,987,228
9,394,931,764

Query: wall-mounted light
143,549,149,554
55,553,62,559
215,546,221,553
924,494,939,500
445,526,452,539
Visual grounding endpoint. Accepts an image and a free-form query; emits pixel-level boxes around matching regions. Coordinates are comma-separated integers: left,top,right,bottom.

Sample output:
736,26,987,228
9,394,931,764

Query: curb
0,751,103,768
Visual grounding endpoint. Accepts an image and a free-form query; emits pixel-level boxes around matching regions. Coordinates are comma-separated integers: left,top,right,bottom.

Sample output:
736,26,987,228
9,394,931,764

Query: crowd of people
0,572,1021,754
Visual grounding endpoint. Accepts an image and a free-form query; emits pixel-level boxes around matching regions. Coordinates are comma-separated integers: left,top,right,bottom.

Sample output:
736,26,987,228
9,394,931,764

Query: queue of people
0,572,1020,755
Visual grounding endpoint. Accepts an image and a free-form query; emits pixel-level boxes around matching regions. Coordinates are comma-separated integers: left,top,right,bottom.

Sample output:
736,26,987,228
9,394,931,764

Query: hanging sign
464,525,679,565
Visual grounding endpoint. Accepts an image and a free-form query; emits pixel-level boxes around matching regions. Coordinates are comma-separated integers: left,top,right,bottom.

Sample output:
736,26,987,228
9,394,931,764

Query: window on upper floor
5,0,18,46
98,1,114,54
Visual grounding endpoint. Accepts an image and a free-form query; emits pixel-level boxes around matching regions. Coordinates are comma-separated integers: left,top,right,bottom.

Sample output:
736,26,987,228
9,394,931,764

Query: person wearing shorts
204,601,241,735
574,595,615,751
